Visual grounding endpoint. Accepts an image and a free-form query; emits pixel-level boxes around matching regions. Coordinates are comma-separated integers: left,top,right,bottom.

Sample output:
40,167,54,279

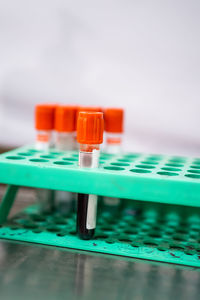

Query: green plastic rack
0,146,200,267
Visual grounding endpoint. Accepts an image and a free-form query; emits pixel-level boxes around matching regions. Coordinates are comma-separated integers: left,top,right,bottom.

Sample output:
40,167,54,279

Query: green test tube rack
0,146,200,268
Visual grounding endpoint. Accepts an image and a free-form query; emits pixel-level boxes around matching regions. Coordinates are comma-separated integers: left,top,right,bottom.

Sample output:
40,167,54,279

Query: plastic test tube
35,103,57,212
104,108,124,154
103,108,124,209
76,111,104,240
54,105,77,214
54,105,77,151
35,104,57,150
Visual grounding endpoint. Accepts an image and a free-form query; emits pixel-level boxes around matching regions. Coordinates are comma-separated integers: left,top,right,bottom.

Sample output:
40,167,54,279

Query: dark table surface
0,185,199,300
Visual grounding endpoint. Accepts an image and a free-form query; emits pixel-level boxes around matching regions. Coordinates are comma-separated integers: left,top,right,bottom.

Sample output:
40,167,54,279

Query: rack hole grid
0,146,200,267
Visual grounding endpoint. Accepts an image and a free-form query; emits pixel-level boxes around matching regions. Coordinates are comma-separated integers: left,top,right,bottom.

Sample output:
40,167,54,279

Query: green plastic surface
0,146,200,267
0,146,200,206
0,204,200,267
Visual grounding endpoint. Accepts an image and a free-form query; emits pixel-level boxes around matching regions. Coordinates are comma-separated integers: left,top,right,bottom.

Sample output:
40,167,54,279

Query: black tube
77,193,95,240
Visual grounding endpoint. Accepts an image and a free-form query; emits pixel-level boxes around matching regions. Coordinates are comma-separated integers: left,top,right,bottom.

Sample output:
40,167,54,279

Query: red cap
104,108,124,133
77,112,104,144
55,105,77,132
35,104,57,130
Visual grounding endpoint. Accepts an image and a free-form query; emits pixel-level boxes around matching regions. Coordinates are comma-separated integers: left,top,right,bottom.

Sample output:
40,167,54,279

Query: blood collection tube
35,104,57,150
76,112,104,240
104,108,124,154
54,105,77,151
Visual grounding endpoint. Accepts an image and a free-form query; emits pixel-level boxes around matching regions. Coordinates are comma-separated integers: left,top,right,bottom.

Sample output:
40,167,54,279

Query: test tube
35,103,57,212
35,104,57,150
104,108,137,216
76,111,104,240
103,108,124,211
54,105,77,214
104,108,124,154
54,105,77,151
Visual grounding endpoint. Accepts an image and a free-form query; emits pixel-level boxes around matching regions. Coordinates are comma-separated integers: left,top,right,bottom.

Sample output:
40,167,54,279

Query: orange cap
35,104,57,130
77,112,104,144
78,106,103,113
104,108,124,133
74,106,80,130
75,106,103,130
55,105,77,132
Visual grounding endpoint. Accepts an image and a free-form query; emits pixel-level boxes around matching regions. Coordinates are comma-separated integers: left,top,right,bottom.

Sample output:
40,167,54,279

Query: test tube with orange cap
35,104,57,150
103,108,124,211
104,108,124,154
54,105,77,151
76,111,104,240
34,103,57,213
54,105,77,214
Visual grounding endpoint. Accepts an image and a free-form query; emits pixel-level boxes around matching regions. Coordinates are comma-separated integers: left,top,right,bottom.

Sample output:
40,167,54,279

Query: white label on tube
86,194,98,229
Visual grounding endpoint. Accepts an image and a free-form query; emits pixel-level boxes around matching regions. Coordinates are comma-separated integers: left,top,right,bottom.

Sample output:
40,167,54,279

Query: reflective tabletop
0,240,199,300
0,185,199,300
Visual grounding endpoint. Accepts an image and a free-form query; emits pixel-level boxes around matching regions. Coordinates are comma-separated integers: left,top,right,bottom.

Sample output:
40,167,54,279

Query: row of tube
34,104,124,239
35,104,124,153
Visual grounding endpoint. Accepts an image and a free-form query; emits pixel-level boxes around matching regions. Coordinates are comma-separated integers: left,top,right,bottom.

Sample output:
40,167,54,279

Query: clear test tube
35,104,57,150
104,108,124,154
76,112,104,240
54,105,77,214
35,103,57,213
103,108,124,210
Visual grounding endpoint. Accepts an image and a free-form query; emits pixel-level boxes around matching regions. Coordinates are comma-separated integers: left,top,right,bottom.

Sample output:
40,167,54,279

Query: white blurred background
0,0,199,156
